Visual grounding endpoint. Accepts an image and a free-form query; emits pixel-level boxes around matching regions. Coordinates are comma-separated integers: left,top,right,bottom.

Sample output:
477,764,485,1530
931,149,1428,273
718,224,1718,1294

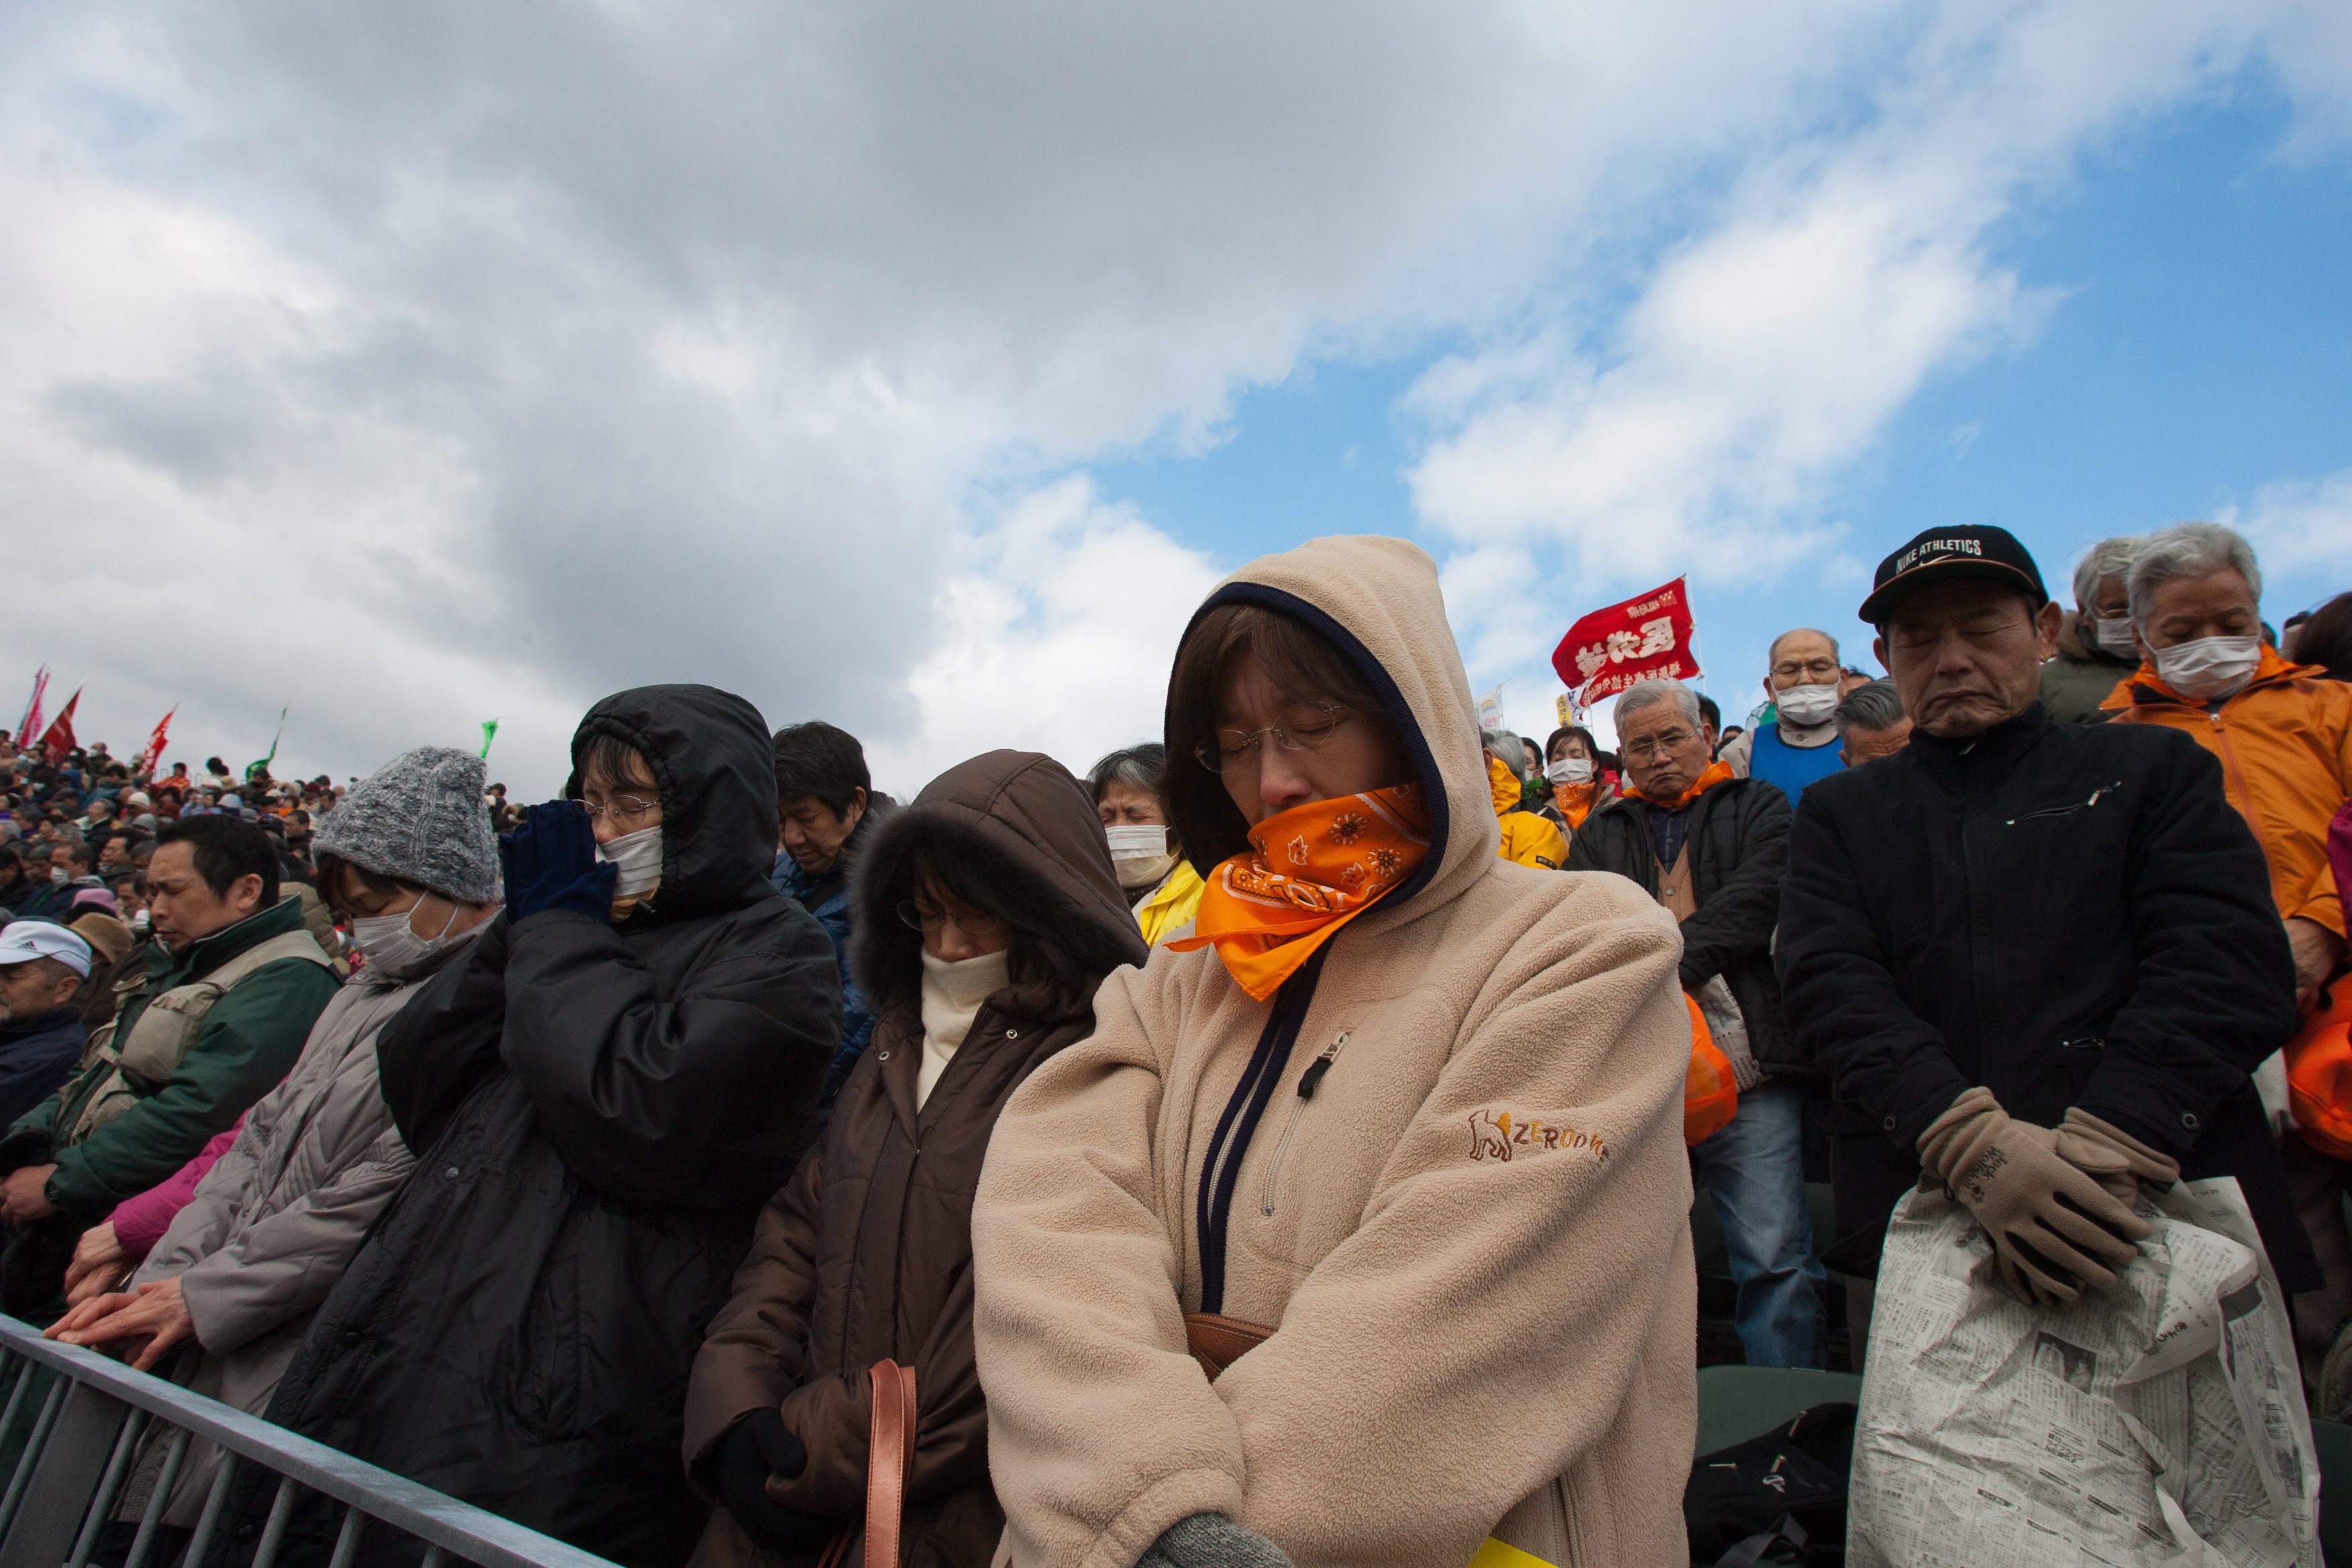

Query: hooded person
228,686,844,1568
683,750,1148,1568
1483,728,1568,871
971,538,1696,1568
44,747,503,1540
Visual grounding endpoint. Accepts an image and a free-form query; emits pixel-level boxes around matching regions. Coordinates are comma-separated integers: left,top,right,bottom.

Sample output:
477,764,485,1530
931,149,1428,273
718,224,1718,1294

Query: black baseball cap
1859,524,2049,626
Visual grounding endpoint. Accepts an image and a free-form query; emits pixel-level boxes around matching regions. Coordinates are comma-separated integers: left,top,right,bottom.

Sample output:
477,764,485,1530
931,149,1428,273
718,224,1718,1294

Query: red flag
38,688,81,765
1551,578,1701,705
141,706,177,773
15,667,48,750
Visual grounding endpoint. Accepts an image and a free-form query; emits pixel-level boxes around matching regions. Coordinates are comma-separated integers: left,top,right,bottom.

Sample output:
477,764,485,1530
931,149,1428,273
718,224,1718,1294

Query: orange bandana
1628,759,1734,811
1551,781,1603,830
1170,785,1432,1001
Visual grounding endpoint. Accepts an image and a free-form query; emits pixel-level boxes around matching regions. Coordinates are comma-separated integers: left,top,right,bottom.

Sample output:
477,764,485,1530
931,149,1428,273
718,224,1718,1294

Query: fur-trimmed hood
850,749,1147,1014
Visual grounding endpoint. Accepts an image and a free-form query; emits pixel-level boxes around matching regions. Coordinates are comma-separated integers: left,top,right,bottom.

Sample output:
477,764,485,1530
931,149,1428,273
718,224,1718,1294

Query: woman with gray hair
2039,534,2143,722
1089,743,1204,946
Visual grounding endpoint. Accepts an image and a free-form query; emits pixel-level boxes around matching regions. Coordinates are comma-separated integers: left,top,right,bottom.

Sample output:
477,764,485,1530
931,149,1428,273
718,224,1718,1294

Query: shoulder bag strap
862,1359,917,1568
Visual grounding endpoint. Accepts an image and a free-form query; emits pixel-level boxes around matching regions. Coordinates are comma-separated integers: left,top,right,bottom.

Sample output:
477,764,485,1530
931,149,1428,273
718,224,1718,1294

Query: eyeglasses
896,901,1009,939
1194,707,1364,774
1620,726,1699,761
579,793,660,824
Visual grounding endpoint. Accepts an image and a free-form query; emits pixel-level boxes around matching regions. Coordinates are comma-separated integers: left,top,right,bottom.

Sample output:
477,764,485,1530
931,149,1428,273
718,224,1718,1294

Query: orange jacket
2102,647,2351,936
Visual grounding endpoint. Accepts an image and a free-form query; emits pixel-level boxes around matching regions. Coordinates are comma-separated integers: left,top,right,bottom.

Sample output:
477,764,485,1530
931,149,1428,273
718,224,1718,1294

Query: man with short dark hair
12,842,101,920
1778,525,2315,1345
0,814,338,1314
771,721,884,1115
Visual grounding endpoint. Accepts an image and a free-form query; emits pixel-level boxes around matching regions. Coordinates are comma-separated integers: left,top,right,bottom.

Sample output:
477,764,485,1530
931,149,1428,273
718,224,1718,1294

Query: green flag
246,705,288,780
479,720,499,761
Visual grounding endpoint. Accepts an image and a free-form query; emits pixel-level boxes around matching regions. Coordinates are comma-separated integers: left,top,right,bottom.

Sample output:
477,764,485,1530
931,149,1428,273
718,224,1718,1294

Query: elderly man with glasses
1722,628,1851,805
1569,678,1826,1367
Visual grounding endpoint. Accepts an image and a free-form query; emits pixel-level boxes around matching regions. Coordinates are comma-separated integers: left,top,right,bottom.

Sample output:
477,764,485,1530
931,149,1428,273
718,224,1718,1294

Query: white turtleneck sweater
918,948,1010,1109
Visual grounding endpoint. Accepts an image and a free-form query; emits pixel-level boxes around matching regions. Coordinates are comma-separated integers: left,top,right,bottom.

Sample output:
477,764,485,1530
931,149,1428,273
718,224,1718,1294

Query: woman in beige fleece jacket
971,536,1698,1568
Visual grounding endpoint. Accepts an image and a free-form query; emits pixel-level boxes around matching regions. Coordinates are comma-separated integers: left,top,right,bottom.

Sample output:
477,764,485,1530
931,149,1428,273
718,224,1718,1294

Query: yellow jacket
2102,647,2350,935
1134,857,1206,948
1489,755,1568,870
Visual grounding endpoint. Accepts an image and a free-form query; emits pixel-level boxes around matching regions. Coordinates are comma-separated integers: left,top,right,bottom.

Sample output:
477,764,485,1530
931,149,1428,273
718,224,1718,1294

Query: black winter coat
1567,776,1800,1074
1775,704,2318,1289
233,685,843,1568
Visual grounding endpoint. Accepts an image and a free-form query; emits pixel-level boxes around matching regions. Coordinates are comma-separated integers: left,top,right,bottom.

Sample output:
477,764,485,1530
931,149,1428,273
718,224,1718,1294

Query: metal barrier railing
0,1312,622,1568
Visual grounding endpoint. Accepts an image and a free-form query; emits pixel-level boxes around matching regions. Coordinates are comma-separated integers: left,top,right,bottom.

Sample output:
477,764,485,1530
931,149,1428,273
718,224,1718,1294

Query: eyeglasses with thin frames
1194,707,1365,774
1620,727,1700,761
579,793,660,824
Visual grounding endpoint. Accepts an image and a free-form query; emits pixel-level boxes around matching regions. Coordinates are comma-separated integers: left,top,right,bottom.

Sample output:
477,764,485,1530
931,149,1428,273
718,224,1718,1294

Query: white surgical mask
131,909,150,933
1774,683,1841,726
595,822,664,899
1104,824,1176,891
1545,757,1594,787
2094,616,2141,660
2151,634,2263,703
352,898,469,981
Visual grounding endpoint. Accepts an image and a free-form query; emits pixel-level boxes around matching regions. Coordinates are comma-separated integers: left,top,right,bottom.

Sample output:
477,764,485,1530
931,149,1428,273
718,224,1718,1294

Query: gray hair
1482,728,1527,767
1834,678,1906,736
1087,743,1166,805
1612,680,1702,731
2071,536,2141,612
2128,522,2261,626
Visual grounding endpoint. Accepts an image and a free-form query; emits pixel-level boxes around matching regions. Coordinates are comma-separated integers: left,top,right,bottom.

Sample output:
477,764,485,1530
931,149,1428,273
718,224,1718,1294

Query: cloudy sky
5,1,2350,796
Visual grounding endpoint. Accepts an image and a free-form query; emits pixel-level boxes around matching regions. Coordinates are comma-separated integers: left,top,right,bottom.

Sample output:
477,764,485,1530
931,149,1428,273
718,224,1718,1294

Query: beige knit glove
2055,1107,2182,1208
1916,1087,2150,1306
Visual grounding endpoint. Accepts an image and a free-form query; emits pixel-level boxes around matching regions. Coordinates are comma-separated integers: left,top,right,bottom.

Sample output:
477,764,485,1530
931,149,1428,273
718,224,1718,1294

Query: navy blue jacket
1777,704,2318,1290
771,811,880,1118
0,1007,86,1131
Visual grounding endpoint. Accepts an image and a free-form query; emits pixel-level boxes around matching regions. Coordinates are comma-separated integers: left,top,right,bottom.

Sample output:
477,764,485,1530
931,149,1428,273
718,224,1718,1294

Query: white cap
0,920,93,977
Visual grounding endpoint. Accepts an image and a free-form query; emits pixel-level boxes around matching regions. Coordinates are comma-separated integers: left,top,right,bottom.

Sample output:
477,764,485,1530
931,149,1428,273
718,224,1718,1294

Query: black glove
1136,1514,1294,1568
714,1409,836,1553
498,801,616,924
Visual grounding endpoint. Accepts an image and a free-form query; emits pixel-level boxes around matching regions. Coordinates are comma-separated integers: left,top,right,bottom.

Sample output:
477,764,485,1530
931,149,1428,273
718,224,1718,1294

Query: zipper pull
1297,1032,1349,1099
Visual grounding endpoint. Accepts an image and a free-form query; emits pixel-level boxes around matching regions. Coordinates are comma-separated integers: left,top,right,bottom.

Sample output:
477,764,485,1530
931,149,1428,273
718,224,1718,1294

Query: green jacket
1,897,340,1222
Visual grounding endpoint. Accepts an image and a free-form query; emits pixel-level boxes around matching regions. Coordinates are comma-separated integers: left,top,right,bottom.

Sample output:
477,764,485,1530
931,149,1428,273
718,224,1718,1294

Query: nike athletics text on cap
0,920,94,978
1859,524,2050,626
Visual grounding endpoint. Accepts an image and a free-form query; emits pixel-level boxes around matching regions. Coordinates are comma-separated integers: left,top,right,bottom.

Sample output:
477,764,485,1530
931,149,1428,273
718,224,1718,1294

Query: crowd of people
0,517,2343,1567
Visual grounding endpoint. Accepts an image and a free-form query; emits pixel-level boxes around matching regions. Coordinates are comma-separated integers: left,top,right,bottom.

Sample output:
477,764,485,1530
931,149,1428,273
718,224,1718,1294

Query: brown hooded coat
684,750,1150,1568
972,536,1698,1568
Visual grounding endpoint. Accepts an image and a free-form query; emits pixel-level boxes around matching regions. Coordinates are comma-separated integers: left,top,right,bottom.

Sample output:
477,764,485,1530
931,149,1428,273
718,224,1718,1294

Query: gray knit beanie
313,746,499,903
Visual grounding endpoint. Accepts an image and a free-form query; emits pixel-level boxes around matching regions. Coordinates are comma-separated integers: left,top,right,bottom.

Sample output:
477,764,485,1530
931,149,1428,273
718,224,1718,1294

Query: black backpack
1683,1401,1855,1567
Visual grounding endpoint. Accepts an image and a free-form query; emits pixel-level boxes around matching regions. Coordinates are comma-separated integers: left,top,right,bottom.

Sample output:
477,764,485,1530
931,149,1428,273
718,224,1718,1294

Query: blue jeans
1692,1078,1828,1368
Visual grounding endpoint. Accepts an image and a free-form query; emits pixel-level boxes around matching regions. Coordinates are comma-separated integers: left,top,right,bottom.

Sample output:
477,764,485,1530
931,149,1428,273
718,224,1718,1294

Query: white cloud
873,478,1222,794
2218,469,2352,601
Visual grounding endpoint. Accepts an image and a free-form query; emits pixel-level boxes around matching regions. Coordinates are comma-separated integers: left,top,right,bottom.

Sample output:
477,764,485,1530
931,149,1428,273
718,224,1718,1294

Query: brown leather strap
1183,1312,1273,1382
863,1359,918,1568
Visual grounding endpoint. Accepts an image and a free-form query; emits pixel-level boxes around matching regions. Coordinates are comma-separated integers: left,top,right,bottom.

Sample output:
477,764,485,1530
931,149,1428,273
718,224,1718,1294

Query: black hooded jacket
1776,703,2317,1290
1565,775,1799,1075
238,685,842,1568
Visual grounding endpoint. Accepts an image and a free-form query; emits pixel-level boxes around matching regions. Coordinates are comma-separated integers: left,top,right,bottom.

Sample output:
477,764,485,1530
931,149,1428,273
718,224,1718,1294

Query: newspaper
1848,1179,2318,1567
